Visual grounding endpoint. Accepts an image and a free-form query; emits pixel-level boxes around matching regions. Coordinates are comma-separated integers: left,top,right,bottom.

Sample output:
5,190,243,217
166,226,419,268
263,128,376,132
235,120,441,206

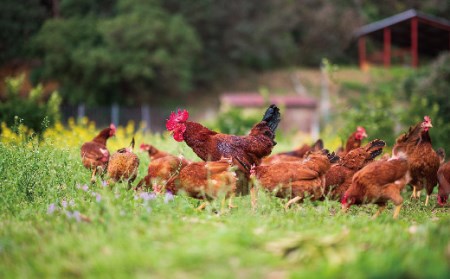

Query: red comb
424,116,431,122
166,109,189,131
140,143,150,150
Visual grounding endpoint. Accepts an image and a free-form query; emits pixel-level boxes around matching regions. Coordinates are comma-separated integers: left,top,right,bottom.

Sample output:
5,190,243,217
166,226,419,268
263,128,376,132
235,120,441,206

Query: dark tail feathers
262,104,281,134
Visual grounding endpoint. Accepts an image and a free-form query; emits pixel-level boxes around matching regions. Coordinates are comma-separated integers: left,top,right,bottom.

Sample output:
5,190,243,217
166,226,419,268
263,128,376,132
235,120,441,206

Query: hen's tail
364,139,386,160
262,104,281,134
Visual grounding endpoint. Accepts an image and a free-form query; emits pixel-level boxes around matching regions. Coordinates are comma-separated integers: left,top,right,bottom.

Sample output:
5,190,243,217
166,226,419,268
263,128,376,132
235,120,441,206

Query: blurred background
1,0,450,151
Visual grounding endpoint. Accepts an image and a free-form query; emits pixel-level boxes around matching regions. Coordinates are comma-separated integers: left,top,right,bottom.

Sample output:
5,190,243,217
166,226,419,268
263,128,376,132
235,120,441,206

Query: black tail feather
262,104,281,134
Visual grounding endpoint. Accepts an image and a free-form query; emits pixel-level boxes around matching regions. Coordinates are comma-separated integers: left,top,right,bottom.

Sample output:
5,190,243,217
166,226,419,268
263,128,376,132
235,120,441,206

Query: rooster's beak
341,205,349,214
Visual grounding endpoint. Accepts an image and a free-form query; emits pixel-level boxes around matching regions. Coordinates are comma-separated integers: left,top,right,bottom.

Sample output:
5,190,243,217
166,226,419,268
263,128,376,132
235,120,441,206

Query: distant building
354,9,450,69
220,93,318,137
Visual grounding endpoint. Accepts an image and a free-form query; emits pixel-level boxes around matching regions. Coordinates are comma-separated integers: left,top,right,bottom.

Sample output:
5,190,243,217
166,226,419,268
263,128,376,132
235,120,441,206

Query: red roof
221,93,317,108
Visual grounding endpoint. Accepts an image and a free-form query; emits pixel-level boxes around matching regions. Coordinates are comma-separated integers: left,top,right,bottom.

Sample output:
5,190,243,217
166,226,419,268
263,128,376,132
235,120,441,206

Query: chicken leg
372,204,386,219
393,204,402,219
284,196,302,210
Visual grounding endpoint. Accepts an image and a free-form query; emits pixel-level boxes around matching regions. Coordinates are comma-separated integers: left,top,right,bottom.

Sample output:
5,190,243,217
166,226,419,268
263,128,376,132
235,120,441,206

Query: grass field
1,123,449,279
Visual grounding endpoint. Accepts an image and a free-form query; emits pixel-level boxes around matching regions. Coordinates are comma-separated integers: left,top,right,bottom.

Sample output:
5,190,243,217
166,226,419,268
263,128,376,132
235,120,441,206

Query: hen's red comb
424,116,431,123
140,143,150,150
166,109,189,131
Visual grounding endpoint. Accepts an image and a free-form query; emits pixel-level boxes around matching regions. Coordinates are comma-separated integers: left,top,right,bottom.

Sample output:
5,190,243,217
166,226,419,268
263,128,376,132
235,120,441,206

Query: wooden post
358,36,367,70
141,105,151,132
383,27,391,68
111,103,119,126
77,103,85,121
411,17,418,68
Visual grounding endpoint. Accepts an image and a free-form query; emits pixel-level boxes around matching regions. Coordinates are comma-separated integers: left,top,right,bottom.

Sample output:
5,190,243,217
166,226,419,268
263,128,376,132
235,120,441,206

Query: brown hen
80,124,116,183
393,116,440,205
342,154,410,219
135,144,190,193
325,139,386,200
107,138,140,188
173,158,239,209
251,149,339,208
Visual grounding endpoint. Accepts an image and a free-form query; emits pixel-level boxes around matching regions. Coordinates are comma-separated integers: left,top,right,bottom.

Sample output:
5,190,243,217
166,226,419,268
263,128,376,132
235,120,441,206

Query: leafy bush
208,108,263,135
401,52,450,154
0,75,61,136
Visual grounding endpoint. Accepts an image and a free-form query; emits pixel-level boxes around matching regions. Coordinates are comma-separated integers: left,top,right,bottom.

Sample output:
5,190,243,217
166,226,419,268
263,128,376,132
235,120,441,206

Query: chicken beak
341,205,349,214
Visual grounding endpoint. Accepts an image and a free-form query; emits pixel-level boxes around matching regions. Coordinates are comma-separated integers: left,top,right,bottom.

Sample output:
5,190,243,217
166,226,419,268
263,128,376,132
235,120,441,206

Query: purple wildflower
61,200,68,208
47,203,56,215
95,193,102,203
101,180,108,187
66,211,81,222
164,191,174,203
72,211,81,222
81,184,89,191
140,192,156,202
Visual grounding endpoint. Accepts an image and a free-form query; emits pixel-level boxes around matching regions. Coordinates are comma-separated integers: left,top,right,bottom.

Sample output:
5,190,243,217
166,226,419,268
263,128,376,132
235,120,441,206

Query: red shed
354,9,450,69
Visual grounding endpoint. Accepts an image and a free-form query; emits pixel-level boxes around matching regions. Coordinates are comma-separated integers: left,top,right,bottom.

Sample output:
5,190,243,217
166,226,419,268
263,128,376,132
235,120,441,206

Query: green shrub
208,108,263,135
0,75,61,136
401,52,450,154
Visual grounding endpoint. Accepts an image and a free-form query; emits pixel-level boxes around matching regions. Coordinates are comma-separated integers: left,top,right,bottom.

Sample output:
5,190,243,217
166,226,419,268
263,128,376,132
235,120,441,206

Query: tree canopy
1,0,449,105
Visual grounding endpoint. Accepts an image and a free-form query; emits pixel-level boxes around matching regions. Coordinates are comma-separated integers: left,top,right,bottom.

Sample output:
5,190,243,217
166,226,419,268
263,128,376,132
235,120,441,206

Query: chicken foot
284,196,302,210
372,205,386,219
90,167,98,184
250,186,258,211
425,194,430,206
393,204,402,219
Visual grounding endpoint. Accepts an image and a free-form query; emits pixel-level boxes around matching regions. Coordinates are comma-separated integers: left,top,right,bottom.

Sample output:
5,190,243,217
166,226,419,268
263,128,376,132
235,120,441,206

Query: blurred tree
402,52,450,154
0,0,48,64
31,0,200,105
0,75,61,135
162,0,301,82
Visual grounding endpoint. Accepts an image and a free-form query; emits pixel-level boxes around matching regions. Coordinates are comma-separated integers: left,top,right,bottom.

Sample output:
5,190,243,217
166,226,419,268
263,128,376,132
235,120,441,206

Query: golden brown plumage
342,154,410,219
80,124,116,183
173,158,238,200
166,105,281,173
393,116,440,205
338,126,368,156
252,150,339,206
262,139,323,165
437,160,450,206
107,138,140,188
136,151,191,193
139,143,171,161
325,139,386,200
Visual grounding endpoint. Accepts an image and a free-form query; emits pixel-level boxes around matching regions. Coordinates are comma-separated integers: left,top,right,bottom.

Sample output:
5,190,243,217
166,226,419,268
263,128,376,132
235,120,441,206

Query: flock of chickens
80,105,450,218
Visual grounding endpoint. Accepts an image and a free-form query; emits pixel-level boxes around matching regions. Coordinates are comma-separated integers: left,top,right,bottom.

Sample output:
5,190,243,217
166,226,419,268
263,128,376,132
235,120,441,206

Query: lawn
0,122,449,279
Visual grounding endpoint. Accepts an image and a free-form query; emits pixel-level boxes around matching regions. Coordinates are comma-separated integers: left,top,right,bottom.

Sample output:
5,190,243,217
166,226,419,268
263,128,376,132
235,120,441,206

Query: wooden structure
354,9,450,69
220,93,318,136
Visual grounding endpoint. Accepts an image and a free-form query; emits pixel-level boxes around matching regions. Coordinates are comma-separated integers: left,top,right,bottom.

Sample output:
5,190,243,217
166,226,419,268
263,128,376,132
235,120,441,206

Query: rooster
107,137,140,188
341,153,410,219
251,149,339,209
135,144,191,193
392,116,440,205
338,126,368,156
166,105,281,173
80,124,116,183
262,139,324,165
325,139,386,200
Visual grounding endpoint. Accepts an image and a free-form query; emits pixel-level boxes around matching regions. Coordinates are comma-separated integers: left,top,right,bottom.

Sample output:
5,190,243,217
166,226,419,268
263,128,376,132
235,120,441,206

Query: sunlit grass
0,120,449,278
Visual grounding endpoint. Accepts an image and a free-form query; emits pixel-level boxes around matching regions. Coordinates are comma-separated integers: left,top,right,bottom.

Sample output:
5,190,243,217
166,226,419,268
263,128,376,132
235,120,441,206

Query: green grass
0,139,449,279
